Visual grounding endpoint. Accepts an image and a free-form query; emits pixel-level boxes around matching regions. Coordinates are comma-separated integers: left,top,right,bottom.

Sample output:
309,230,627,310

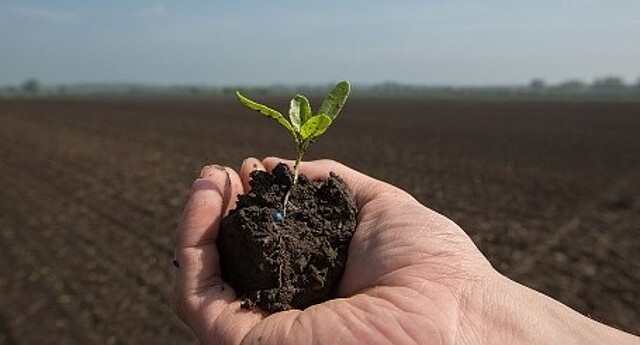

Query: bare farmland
0,97,638,343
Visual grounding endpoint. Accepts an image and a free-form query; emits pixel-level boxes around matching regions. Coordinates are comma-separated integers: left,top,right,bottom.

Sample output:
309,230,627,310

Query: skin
172,157,640,345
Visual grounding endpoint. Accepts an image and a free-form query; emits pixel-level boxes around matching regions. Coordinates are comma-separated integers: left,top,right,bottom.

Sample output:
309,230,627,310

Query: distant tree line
2,76,639,99
527,76,640,94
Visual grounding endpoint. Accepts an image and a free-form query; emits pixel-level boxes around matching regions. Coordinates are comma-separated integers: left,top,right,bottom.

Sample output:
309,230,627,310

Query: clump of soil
217,163,357,312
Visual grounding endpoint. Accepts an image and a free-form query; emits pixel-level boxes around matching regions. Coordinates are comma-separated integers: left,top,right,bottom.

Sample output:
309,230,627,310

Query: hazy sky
1,0,639,85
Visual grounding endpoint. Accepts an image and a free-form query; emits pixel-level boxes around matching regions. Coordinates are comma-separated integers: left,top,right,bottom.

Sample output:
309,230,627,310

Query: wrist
459,271,639,345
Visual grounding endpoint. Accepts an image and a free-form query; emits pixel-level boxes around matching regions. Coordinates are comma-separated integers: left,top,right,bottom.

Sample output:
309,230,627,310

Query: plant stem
282,144,305,218
292,153,301,185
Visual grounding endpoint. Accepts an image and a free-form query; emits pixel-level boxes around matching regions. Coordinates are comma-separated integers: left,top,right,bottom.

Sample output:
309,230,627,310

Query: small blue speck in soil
273,212,284,224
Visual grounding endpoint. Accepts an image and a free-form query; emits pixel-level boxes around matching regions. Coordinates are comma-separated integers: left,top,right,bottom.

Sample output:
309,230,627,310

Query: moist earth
217,163,358,312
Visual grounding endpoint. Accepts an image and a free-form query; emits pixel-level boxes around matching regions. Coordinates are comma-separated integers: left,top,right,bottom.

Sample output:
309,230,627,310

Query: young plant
236,80,351,216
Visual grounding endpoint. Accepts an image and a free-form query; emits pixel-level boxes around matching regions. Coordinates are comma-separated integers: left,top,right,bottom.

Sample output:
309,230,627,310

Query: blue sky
1,0,639,85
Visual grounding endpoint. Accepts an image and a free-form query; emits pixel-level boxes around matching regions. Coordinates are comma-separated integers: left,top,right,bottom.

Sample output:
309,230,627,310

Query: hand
171,157,493,344
171,158,639,345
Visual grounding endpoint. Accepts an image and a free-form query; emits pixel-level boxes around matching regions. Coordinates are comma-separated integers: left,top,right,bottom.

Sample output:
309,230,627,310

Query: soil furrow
511,170,638,278
0,131,176,256
0,159,173,302
0,172,193,344
0,217,107,344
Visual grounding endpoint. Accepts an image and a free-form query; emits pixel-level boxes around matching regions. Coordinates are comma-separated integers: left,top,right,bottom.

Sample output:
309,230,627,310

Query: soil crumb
218,163,357,312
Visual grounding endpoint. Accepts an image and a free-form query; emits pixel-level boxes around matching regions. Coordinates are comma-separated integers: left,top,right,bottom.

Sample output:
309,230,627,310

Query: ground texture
0,97,638,343
219,164,357,312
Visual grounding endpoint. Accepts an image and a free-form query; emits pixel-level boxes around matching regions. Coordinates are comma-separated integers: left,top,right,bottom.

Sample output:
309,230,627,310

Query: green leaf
318,80,350,120
300,114,332,140
289,96,302,131
294,94,312,125
236,91,297,139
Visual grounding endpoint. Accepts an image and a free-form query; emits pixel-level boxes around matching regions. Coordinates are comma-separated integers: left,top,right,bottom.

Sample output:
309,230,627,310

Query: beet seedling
236,80,350,217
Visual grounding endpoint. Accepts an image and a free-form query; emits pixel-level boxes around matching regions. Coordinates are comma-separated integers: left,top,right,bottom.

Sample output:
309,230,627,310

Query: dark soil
1,98,639,343
217,163,358,312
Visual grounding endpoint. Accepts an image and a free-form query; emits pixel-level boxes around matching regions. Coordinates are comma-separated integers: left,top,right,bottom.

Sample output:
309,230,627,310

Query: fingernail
200,164,226,178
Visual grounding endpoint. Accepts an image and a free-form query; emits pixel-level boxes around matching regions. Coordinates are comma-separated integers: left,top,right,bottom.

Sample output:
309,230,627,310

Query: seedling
236,80,351,217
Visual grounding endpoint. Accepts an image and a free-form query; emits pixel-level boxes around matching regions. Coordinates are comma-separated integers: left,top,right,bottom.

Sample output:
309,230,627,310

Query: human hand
171,157,497,344
171,158,639,345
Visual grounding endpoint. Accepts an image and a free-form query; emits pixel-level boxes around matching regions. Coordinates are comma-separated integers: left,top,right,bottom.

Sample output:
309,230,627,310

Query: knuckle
317,158,339,166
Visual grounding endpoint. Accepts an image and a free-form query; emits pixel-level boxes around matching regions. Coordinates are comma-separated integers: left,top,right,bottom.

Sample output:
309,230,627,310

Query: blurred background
2,0,640,91
1,1,639,344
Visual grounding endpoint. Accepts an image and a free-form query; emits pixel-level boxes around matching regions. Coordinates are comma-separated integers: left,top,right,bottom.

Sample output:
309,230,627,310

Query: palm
173,158,492,345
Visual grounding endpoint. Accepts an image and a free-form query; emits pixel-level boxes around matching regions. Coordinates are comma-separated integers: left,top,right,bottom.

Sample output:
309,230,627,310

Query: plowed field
1,98,638,343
